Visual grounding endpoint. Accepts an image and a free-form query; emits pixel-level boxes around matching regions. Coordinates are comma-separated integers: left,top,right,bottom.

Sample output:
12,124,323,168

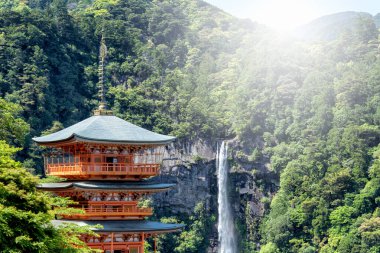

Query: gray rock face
152,139,217,215
153,161,217,215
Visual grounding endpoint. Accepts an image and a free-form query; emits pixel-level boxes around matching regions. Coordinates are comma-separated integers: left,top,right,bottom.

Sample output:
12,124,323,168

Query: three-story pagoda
33,35,183,253
33,108,183,252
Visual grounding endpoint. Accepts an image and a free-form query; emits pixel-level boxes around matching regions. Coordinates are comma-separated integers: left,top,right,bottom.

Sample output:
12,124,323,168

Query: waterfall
217,141,236,253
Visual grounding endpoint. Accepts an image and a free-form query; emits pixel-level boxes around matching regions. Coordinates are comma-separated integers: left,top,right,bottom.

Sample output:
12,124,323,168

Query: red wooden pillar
142,232,145,253
111,232,114,253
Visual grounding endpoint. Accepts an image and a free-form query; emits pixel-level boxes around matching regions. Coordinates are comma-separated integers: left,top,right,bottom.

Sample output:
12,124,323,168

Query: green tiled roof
52,220,184,233
38,181,175,191
32,115,176,145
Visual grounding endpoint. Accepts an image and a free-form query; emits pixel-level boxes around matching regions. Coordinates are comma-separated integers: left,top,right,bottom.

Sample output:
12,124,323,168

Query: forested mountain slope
295,11,377,41
0,1,380,252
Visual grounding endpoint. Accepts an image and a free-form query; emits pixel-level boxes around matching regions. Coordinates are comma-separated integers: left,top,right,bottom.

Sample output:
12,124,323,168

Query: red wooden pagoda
33,36,183,253
34,109,183,252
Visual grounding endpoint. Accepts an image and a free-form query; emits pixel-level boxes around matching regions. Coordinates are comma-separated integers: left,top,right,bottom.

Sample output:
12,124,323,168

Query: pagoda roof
38,181,175,192
51,220,184,233
32,115,176,145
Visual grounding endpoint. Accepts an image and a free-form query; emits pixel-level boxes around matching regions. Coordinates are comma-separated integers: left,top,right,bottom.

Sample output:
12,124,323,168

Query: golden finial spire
94,32,113,116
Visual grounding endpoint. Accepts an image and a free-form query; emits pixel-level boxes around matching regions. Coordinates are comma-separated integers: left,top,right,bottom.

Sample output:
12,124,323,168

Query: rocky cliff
152,140,277,251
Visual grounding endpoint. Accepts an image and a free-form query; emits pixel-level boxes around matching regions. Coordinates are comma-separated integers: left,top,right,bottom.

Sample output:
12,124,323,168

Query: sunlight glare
251,0,320,32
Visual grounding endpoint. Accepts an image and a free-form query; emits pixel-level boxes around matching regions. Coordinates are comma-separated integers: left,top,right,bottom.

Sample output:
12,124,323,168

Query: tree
0,140,98,252
174,202,214,253
0,98,29,146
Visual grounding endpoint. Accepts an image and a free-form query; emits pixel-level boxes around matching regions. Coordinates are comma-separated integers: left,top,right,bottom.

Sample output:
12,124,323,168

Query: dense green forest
0,0,380,252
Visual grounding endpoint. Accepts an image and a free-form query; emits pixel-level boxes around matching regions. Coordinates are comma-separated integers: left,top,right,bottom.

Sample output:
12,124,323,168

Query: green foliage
148,202,215,253
329,206,357,234
0,140,97,252
137,197,153,208
259,242,280,253
41,121,64,136
154,217,182,253
359,217,380,252
257,16,380,251
174,202,214,253
0,5,96,137
0,98,29,146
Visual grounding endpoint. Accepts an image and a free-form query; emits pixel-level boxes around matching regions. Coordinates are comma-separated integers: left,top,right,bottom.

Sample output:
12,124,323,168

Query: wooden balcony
87,243,142,252
63,203,153,220
46,162,160,180
44,150,163,180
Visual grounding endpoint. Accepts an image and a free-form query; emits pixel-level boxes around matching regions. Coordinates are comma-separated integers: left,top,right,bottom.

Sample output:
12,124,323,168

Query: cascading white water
217,141,237,253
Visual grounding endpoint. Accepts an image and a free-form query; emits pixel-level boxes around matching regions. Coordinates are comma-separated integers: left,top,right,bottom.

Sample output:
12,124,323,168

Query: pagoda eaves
38,181,176,192
33,115,176,146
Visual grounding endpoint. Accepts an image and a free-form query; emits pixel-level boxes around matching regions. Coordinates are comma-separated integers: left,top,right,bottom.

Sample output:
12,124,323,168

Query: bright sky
203,0,380,31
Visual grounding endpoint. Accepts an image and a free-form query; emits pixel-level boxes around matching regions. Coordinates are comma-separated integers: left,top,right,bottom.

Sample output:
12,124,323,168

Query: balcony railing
86,242,142,252
63,205,153,220
46,162,160,179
